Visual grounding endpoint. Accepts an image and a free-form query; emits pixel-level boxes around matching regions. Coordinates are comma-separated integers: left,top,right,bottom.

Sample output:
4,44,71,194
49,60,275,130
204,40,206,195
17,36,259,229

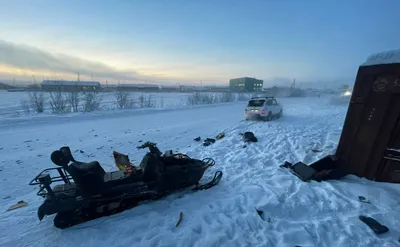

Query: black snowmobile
29,142,222,229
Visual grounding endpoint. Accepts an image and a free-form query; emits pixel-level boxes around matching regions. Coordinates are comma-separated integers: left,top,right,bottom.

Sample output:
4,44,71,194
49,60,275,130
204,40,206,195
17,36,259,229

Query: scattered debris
96,146,104,150
24,140,32,143
175,212,184,227
3,196,11,200
138,140,143,143
255,207,264,221
7,200,28,211
0,147,3,150
243,145,247,148
37,154,43,157
94,135,98,137
79,150,85,154
16,160,23,164
216,132,225,140
203,138,216,146
194,137,201,142
203,142,212,147
359,215,389,235
113,151,135,171
358,196,371,204
311,148,323,153
281,156,347,182
205,138,216,143
243,132,258,143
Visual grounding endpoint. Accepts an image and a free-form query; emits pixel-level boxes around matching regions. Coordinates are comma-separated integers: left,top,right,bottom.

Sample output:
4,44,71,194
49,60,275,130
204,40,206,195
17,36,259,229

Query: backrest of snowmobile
163,155,193,166
67,161,106,192
140,153,164,182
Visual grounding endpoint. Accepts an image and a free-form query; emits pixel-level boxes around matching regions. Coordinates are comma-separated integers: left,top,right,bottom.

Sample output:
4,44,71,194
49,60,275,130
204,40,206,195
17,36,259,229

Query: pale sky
0,0,399,87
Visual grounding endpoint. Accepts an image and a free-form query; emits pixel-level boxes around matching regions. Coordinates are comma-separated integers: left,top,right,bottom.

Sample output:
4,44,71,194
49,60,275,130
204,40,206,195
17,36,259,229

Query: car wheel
264,112,272,122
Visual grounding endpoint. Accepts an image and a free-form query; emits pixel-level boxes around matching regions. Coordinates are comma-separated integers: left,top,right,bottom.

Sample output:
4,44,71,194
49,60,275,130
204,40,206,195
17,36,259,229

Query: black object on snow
280,155,347,182
205,138,216,143
194,137,201,142
243,132,258,143
203,142,212,147
358,196,371,204
255,207,264,221
203,138,216,147
359,216,389,235
216,132,225,140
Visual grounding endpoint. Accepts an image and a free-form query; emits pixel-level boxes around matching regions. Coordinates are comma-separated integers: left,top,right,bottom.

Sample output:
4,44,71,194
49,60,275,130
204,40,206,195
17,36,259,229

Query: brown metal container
335,60,400,183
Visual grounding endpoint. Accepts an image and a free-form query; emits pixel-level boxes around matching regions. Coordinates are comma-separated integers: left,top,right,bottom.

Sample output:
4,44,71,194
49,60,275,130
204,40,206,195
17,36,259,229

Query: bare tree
187,92,218,105
237,93,250,101
219,92,235,102
138,94,155,108
68,91,80,112
159,97,164,108
82,90,103,112
28,90,45,113
115,90,134,109
20,99,31,114
48,87,69,114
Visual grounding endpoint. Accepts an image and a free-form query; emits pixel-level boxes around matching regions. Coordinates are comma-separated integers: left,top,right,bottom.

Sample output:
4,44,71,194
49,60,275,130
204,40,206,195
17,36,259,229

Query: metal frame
29,167,75,198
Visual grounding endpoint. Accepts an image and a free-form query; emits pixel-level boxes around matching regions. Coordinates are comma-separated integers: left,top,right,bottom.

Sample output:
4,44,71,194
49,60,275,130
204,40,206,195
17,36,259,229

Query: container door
375,115,400,183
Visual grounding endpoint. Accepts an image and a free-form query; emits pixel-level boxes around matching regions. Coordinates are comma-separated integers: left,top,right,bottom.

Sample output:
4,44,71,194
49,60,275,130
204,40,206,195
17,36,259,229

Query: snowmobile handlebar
202,158,215,167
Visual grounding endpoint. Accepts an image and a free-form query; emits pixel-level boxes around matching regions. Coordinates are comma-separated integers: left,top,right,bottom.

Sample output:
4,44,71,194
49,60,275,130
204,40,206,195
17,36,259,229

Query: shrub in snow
83,90,103,112
27,90,45,113
219,92,235,102
138,94,156,108
20,99,31,114
236,93,251,101
115,90,134,109
49,90,70,114
68,91,80,112
187,92,218,105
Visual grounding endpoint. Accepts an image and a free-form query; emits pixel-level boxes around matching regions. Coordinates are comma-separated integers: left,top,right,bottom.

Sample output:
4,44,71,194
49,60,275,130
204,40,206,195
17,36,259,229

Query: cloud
0,40,144,82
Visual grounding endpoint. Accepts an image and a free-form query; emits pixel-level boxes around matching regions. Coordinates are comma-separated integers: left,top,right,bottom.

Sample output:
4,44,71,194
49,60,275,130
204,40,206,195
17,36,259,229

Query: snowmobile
29,142,223,229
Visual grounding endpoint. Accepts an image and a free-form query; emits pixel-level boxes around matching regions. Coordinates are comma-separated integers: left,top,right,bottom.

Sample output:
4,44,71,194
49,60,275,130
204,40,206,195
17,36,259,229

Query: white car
244,97,283,121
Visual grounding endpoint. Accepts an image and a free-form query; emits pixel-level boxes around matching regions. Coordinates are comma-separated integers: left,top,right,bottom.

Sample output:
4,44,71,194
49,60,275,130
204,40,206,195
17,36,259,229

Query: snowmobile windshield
247,99,265,107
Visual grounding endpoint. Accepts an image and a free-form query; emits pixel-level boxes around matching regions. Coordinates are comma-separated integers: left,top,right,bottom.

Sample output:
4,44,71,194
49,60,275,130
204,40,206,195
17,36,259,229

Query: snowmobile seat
67,161,106,189
140,153,164,182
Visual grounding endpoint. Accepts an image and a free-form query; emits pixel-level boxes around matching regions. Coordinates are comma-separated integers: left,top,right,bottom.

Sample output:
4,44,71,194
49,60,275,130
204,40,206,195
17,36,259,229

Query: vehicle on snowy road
244,96,283,121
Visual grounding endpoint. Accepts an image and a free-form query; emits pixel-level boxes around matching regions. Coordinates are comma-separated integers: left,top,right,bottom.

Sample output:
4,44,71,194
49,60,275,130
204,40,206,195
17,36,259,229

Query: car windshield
247,99,265,107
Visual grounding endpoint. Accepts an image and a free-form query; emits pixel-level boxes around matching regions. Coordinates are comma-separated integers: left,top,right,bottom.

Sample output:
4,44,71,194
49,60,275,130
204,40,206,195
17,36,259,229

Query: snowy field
1,95,400,247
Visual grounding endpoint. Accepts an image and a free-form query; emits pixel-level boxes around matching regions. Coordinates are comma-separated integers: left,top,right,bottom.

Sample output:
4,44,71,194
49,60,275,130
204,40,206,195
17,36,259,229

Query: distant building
41,80,101,91
116,83,159,92
229,77,263,92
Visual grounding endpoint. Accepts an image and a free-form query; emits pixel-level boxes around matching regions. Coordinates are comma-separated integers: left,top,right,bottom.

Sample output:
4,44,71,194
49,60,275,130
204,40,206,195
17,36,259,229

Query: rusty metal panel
335,63,400,183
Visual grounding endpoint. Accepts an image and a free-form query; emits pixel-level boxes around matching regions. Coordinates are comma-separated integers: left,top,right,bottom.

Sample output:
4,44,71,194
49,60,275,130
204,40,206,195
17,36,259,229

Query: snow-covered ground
1,96,400,247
